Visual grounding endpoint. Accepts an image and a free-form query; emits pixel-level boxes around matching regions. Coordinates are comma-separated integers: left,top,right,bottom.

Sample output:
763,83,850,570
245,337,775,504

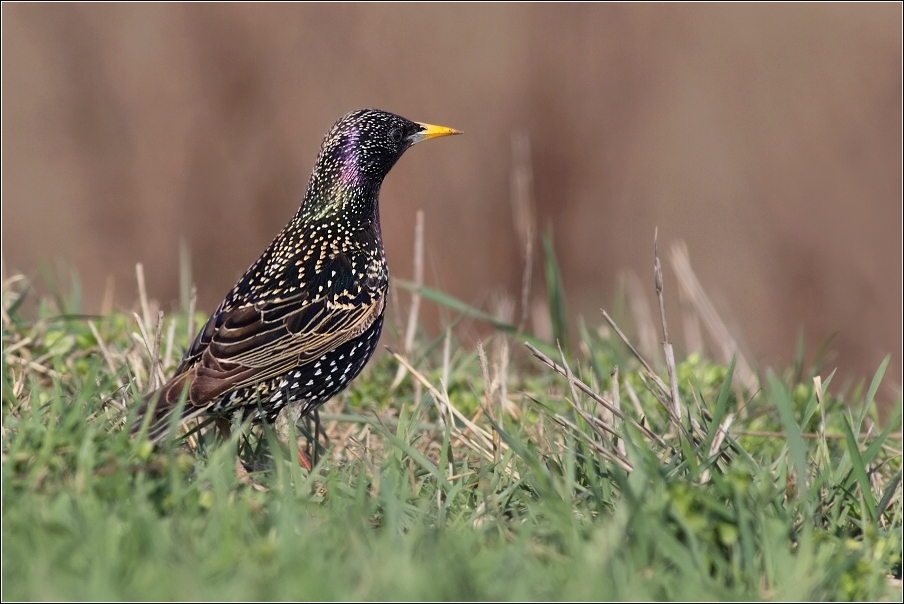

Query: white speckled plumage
134,109,459,440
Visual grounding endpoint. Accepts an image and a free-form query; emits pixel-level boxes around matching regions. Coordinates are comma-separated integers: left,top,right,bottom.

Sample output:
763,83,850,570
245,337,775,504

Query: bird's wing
155,251,385,413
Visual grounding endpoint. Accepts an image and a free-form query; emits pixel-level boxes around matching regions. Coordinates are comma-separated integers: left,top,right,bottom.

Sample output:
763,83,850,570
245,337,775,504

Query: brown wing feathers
133,278,384,441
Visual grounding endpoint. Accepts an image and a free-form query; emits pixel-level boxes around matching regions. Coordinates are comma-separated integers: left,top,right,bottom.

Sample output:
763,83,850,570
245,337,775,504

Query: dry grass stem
624,271,660,362
186,284,197,348
391,209,425,390
549,412,633,472
557,342,585,416
610,366,626,457
814,375,829,461
4,336,33,357
735,429,903,442
496,337,510,418
600,310,688,434
126,348,145,392
135,263,152,334
602,366,617,426
701,413,735,483
131,312,161,393
525,342,668,448
390,349,518,477
653,230,682,423
677,274,704,354
442,328,452,387
510,130,535,333
551,344,632,469
669,241,758,391
623,377,645,421
6,356,63,380
601,310,668,394
0,276,24,330
148,310,165,391
101,274,115,317
88,320,124,391
163,317,176,370
131,313,152,354
477,341,500,463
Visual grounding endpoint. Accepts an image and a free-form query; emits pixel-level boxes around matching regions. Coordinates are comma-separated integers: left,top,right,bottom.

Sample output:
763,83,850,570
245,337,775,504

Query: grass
2,253,901,600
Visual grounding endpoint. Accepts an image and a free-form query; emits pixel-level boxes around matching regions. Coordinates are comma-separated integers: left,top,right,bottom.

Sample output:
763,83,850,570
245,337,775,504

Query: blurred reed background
2,4,901,389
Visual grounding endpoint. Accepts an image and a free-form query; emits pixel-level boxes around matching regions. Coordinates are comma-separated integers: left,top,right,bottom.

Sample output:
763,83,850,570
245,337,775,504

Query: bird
133,109,460,457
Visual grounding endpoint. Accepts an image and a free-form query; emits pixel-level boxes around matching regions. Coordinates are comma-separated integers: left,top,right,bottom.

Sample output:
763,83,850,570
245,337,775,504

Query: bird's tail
131,371,200,442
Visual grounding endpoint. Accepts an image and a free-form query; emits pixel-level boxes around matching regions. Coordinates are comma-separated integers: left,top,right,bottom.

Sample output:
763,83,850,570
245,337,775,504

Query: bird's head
302,109,460,224
325,109,460,181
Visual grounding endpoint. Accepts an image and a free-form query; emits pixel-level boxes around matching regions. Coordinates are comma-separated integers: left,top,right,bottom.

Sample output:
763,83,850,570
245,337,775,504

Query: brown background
3,4,901,391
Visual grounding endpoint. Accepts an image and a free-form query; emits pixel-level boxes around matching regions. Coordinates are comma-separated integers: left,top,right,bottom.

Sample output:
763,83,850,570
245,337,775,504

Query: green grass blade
768,370,808,498
374,421,452,491
541,228,568,349
841,415,878,524
876,469,902,518
856,355,890,432
702,355,736,458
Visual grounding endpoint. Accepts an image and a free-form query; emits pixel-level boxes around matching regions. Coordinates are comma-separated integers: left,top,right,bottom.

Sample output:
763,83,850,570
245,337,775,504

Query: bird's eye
390,128,403,143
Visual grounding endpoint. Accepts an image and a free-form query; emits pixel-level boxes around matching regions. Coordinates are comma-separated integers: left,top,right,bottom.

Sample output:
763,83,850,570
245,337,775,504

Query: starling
134,109,460,444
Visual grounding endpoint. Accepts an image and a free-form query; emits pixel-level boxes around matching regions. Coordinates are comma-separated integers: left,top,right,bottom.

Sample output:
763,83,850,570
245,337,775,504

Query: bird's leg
275,389,313,471
312,408,321,467
297,448,313,471
294,406,313,471
215,416,232,440
218,415,256,485
295,408,315,471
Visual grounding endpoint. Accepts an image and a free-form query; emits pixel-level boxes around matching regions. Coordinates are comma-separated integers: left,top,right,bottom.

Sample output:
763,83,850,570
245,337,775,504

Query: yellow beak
410,122,463,144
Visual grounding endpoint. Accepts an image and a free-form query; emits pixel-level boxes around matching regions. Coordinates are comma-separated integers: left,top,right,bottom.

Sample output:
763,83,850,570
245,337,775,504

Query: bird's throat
299,177,382,235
